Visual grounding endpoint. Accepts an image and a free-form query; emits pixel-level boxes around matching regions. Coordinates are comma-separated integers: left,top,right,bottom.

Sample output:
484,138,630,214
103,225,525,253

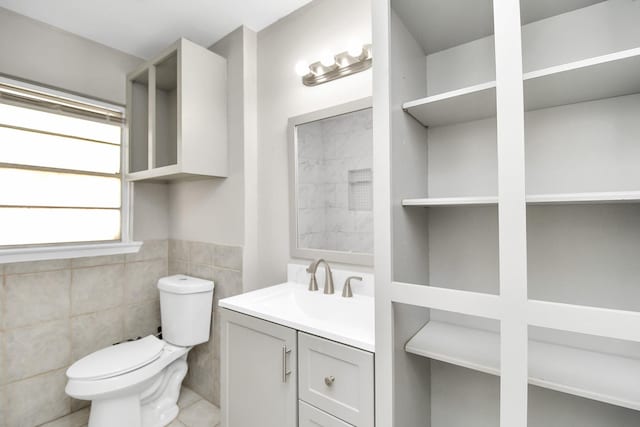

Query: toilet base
89,394,141,427
87,354,189,427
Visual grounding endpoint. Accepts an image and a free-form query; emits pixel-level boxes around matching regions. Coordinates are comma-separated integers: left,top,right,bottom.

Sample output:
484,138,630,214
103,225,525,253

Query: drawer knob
324,376,335,386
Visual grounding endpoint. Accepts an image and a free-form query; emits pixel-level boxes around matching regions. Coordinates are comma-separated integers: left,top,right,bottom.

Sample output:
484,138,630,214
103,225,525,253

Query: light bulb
320,52,335,67
295,60,310,77
347,40,363,58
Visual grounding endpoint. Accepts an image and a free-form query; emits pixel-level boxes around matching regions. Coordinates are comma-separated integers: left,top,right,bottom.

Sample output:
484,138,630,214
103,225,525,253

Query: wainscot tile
124,301,161,339
124,260,167,303
39,407,90,427
168,260,188,276
212,268,243,301
4,259,70,275
188,241,215,266
4,270,70,329
5,320,70,382
71,264,124,315
126,240,168,263
71,307,124,361
188,264,215,281
213,245,242,271
6,369,70,427
184,345,215,403
70,254,124,269
168,240,189,262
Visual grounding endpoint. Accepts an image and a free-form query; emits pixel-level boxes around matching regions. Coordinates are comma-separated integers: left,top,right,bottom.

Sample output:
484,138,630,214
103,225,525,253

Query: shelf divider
406,320,640,411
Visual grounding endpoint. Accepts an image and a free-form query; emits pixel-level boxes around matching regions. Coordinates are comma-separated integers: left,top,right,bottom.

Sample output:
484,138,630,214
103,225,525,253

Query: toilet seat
68,335,165,381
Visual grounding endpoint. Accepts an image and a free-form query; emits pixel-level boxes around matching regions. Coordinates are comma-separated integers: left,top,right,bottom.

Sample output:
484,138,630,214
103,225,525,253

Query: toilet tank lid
158,274,214,294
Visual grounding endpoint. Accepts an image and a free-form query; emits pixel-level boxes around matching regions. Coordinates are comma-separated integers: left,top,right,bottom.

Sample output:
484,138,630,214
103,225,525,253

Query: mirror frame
288,97,373,266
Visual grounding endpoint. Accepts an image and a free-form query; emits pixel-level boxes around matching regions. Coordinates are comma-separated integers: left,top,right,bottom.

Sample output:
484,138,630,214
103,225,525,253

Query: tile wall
0,240,168,427
297,107,374,254
168,240,243,407
0,239,241,426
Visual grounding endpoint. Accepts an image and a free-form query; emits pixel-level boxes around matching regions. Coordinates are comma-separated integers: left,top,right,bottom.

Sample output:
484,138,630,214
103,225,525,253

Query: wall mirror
288,97,373,266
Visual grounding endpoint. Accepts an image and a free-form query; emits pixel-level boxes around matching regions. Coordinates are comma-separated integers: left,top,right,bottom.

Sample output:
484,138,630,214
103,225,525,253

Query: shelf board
402,82,496,127
402,192,640,207
126,164,222,182
526,191,640,205
405,321,500,375
406,321,640,410
524,47,640,112
402,48,640,127
402,196,498,207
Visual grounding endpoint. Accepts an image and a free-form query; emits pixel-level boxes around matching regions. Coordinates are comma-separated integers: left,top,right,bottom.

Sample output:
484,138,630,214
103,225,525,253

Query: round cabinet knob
324,376,335,386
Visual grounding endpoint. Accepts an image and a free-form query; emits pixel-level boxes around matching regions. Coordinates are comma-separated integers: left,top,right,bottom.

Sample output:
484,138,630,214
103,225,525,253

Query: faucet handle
308,274,319,291
342,276,362,298
307,260,319,291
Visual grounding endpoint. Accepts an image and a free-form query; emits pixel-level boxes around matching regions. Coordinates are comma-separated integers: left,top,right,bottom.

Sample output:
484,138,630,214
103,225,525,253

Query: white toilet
65,275,214,427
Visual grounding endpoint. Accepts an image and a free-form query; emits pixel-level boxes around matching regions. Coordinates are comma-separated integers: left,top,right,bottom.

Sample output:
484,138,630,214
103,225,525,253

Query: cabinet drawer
299,401,353,427
298,332,374,426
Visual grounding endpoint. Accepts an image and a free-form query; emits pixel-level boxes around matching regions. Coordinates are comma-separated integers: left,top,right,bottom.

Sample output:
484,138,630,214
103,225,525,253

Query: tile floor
39,387,220,427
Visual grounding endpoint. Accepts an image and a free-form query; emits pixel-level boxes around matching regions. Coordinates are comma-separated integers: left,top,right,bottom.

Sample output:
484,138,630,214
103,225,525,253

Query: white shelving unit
403,47,640,128
406,321,640,411
376,0,640,426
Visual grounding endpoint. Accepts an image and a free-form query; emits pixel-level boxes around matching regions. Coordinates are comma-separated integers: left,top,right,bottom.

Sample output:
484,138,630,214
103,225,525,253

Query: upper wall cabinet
127,38,227,181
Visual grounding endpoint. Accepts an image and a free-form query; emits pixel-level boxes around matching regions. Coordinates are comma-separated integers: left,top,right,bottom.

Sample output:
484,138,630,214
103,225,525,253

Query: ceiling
0,0,312,58
392,0,604,55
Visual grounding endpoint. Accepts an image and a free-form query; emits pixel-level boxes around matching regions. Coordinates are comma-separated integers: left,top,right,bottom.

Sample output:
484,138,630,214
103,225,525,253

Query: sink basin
218,282,375,352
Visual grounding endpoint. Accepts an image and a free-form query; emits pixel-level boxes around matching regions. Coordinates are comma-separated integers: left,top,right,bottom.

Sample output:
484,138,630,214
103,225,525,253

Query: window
0,78,130,249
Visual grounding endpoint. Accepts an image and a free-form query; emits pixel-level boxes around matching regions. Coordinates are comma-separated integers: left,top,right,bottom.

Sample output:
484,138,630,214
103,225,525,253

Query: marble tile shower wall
0,240,169,427
297,108,373,253
167,240,243,407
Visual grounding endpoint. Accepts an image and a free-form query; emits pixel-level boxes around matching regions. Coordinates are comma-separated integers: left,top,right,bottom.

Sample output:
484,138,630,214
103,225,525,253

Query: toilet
65,275,214,427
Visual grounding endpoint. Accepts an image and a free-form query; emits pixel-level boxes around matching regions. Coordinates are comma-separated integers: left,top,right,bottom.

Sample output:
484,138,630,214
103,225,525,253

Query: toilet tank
158,275,214,347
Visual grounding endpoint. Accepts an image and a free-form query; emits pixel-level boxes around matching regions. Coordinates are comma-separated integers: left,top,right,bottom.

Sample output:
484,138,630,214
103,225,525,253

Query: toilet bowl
65,275,214,427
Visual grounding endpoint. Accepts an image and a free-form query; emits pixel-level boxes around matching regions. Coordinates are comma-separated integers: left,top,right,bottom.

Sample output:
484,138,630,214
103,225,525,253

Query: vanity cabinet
220,309,297,427
127,38,227,181
221,309,375,427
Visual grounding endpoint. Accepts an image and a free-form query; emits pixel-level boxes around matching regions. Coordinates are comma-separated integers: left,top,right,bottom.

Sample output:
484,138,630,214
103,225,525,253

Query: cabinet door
220,309,297,427
299,401,353,427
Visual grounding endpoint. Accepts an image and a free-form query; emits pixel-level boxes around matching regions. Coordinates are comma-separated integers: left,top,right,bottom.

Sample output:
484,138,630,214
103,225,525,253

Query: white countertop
219,280,375,352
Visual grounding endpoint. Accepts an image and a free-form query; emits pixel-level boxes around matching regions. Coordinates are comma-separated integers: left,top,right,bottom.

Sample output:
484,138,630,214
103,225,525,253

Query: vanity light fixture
295,43,372,86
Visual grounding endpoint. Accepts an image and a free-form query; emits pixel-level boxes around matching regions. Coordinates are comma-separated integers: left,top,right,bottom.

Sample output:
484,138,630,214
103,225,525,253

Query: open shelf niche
390,0,499,300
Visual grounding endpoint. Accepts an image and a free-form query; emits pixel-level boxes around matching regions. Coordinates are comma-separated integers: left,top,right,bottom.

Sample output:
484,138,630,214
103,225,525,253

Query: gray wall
0,7,139,105
256,0,373,286
0,8,173,426
168,26,260,291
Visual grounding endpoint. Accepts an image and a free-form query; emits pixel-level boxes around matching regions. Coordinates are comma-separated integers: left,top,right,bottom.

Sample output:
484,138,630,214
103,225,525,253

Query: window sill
0,241,143,264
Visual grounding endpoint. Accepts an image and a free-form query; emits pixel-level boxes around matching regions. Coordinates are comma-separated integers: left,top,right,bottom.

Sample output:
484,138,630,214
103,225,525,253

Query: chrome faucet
342,276,362,298
306,259,335,294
